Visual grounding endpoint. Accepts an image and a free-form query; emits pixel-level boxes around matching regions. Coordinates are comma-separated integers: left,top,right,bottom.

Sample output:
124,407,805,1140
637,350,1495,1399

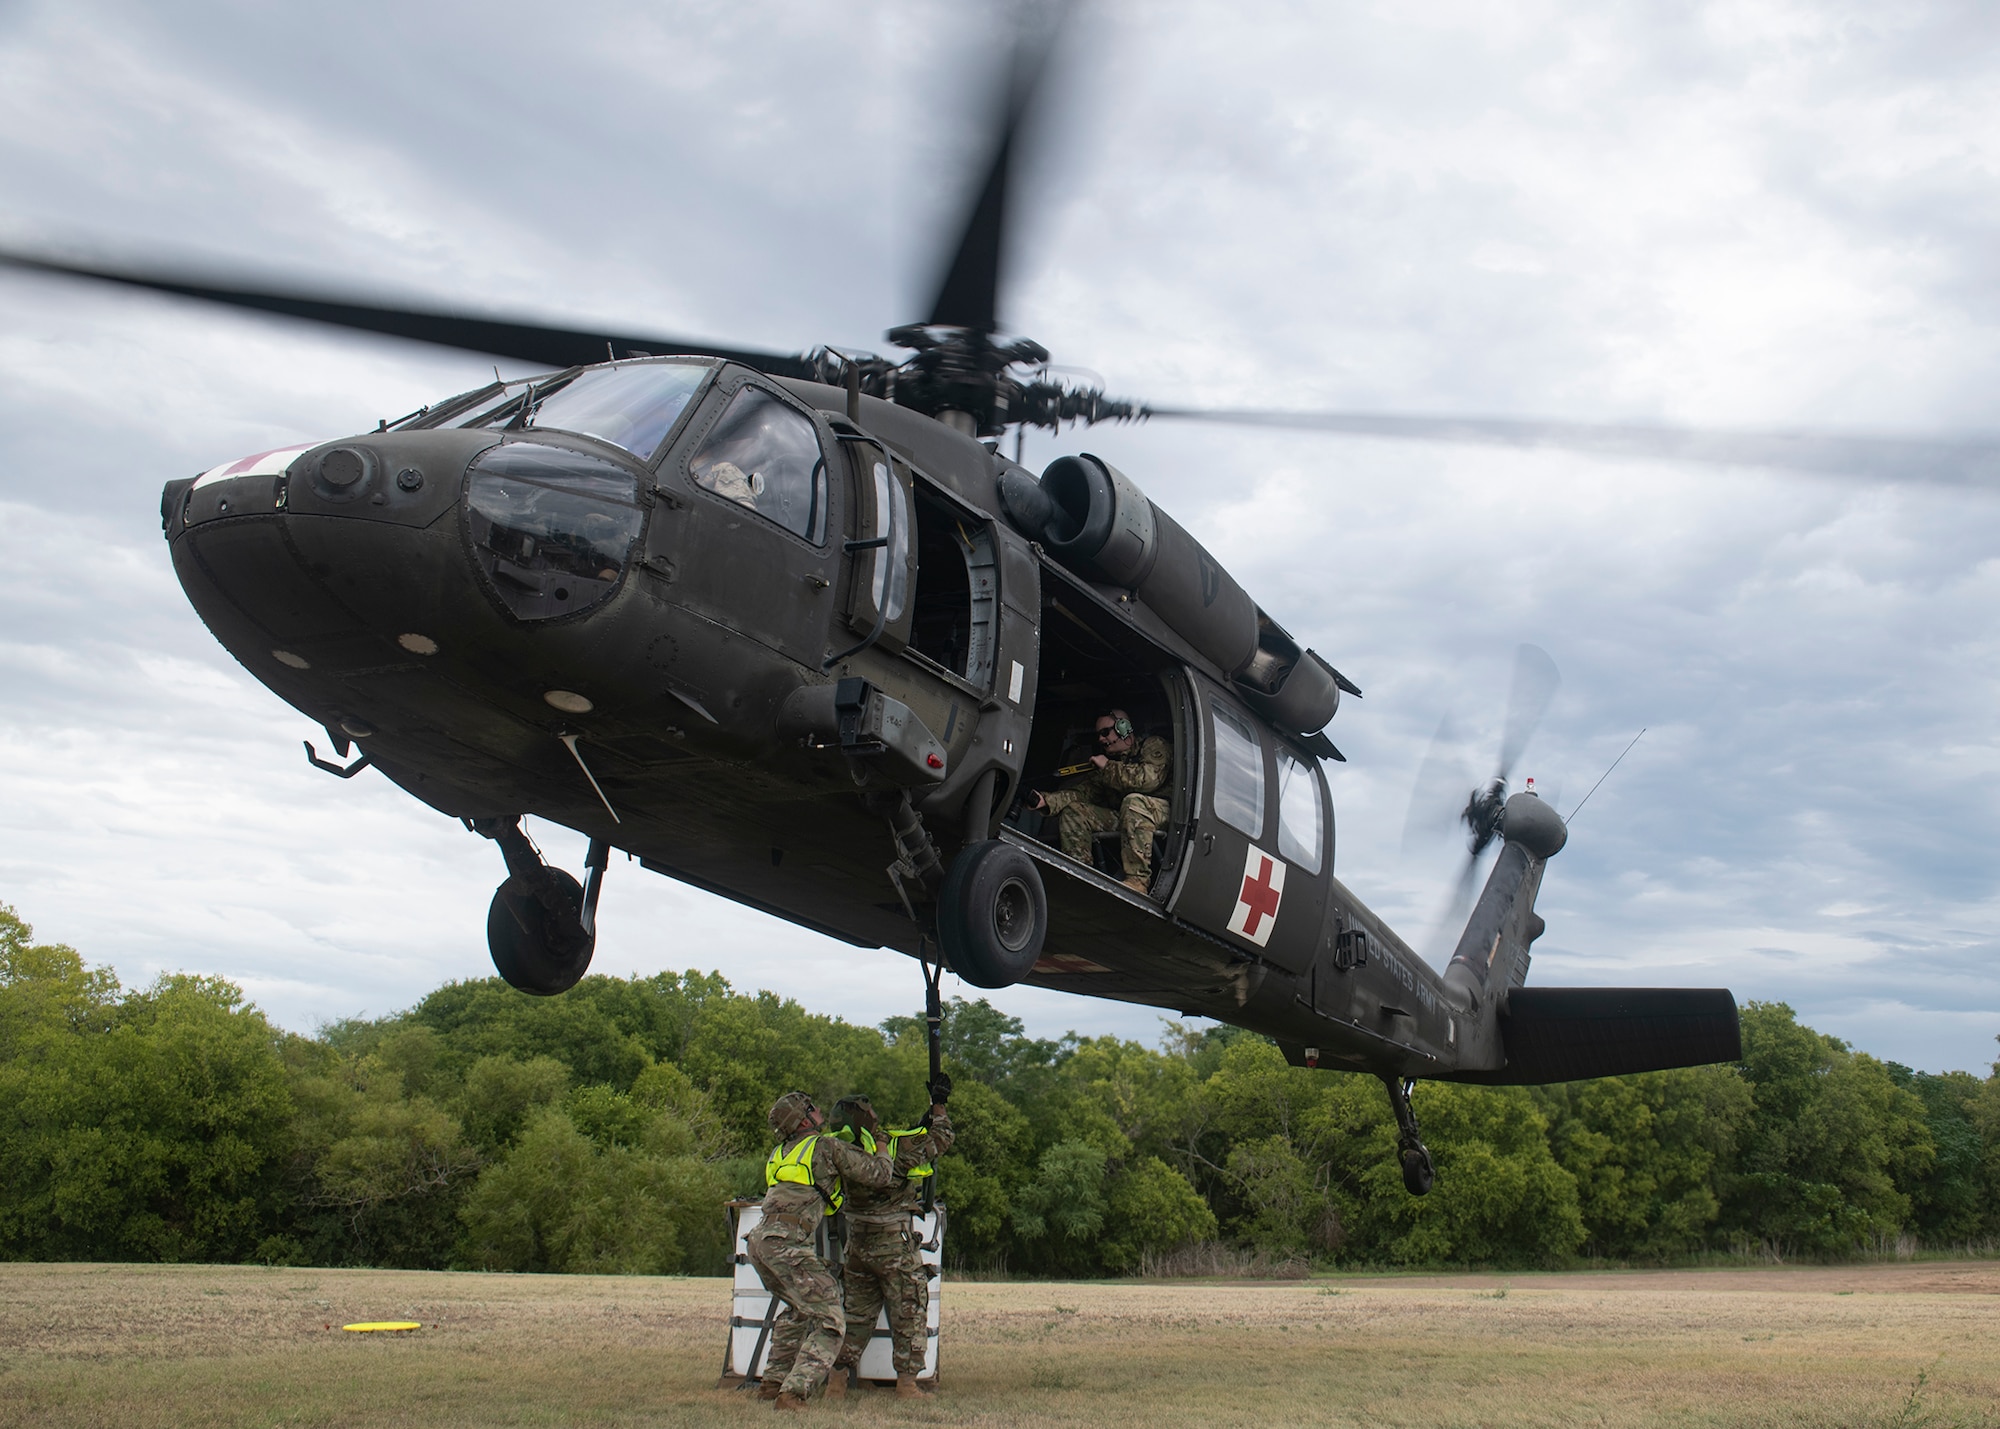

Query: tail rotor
1404,645,1561,944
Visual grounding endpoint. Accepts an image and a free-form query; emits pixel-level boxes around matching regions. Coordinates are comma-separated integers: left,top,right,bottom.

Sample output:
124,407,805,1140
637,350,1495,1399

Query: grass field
3,1260,1998,1428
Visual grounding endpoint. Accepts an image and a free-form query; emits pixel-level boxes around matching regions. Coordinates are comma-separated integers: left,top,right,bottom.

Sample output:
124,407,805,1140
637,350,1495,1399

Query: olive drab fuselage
161,356,1738,1091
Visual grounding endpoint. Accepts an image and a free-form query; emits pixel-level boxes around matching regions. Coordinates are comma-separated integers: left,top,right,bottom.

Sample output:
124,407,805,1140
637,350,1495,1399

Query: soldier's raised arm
822,1126,897,1190
902,1108,954,1171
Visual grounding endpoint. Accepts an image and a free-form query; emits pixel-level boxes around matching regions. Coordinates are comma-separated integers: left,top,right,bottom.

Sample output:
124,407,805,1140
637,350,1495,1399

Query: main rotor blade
1497,644,1560,784
1142,407,2000,486
1422,847,1488,965
0,249,818,379
923,2,1071,332
1401,714,1475,859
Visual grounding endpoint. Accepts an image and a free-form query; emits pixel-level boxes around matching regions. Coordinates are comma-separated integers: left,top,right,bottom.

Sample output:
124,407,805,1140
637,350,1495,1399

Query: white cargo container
719,1200,944,1389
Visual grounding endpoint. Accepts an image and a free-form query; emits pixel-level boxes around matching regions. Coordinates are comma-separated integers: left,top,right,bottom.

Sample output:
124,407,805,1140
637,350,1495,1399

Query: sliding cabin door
1169,678,1328,974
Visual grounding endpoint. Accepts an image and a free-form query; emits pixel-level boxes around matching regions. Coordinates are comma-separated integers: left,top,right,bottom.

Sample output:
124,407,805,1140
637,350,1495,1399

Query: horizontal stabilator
1442,987,1741,1086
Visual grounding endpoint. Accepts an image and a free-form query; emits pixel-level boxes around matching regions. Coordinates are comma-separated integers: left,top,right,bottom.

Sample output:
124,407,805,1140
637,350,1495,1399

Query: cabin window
1275,746,1323,874
1210,703,1266,838
859,458,911,625
688,387,827,543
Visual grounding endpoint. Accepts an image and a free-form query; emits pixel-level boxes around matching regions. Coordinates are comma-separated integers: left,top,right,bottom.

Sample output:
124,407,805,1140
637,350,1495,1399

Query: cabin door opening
1005,570,1194,900
904,482,998,692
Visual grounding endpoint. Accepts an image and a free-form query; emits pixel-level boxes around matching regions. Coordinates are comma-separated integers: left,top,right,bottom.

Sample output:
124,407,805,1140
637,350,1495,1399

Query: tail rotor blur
1404,645,1561,947
1497,643,1560,789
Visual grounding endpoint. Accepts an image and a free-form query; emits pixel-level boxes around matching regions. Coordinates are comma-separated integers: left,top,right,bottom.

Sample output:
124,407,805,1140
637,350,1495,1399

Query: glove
928,1073,952,1107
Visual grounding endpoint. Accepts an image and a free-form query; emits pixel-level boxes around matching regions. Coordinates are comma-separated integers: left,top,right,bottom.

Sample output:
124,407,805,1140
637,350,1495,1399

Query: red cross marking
1237,855,1282,936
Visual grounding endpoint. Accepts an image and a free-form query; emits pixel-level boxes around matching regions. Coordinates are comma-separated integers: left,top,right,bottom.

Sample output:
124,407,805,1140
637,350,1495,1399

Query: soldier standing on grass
824,1086,954,1400
747,1090,933,1411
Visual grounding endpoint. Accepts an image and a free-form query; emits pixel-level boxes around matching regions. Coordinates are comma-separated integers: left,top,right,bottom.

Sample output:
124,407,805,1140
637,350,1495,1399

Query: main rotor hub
811,325,1145,438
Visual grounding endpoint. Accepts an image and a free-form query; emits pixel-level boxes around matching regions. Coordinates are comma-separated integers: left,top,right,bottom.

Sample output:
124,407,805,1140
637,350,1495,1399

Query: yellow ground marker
342,1321,421,1333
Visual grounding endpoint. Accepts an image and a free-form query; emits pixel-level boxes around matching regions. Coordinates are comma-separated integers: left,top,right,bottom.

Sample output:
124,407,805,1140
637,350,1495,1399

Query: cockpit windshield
520,362,711,461
400,381,530,431
404,360,714,463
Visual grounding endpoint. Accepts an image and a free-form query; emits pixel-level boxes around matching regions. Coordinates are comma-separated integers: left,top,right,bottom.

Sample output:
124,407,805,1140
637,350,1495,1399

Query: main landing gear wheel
469,818,607,996
937,839,1048,988
487,869,594,995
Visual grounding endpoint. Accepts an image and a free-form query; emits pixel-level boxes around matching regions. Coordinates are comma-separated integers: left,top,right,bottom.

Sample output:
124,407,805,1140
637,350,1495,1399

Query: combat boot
895,1373,922,1399
773,1390,808,1412
1120,875,1150,894
755,1380,784,1401
823,1369,848,1400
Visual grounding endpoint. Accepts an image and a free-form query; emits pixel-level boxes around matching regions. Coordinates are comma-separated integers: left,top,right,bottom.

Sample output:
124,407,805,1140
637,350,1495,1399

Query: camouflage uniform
1040,734,1172,881
746,1094,930,1400
831,1113,954,1380
694,458,759,510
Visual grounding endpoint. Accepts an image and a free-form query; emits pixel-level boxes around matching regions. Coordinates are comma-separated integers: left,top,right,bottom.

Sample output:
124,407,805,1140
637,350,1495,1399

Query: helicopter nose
173,429,487,535
164,425,660,762
164,428,502,687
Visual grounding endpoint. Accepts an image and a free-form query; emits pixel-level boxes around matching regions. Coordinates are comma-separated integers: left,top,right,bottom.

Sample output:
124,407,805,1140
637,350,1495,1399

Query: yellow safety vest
887,1127,935,1179
840,1123,935,1179
765,1133,842,1213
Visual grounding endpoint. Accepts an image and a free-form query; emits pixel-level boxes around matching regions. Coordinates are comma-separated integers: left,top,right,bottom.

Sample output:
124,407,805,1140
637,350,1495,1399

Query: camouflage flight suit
831,1113,954,1381
747,1121,928,1399
694,458,759,510
1039,734,1172,882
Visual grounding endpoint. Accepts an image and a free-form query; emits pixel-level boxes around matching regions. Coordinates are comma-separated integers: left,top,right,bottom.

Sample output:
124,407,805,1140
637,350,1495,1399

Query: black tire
487,870,594,995
937,840,1048,989
1401,1146,1435,1197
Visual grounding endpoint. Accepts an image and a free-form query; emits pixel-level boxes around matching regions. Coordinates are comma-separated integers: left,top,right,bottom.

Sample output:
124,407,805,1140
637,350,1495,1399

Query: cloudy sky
2,0,1997,1073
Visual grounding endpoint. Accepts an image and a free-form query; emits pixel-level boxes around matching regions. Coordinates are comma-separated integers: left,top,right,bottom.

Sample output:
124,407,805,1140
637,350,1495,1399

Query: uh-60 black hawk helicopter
5,22,1745,1198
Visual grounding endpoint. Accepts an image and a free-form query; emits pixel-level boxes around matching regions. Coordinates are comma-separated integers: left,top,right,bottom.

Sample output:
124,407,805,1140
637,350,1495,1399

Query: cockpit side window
687,387,827,544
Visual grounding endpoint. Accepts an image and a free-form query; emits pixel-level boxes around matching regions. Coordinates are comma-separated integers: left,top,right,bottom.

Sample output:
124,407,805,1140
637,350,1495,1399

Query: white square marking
1225,845,1287,948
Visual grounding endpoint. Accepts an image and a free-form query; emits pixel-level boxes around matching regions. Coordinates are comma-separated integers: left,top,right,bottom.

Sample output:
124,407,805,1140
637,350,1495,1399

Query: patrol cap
768,1090,816,1136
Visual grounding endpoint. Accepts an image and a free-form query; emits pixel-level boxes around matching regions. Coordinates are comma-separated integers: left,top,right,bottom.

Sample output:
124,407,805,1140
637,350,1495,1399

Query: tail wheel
938,840,1048,989
487,870,595,995
1400,1146,1435,1197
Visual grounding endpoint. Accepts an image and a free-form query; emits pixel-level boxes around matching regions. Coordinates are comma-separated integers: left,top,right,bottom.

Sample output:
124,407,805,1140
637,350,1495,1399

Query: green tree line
3,903,1996,1274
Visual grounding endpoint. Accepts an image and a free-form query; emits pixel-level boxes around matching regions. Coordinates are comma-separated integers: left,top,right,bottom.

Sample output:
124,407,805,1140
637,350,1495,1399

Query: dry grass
3,1260,1999,1427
